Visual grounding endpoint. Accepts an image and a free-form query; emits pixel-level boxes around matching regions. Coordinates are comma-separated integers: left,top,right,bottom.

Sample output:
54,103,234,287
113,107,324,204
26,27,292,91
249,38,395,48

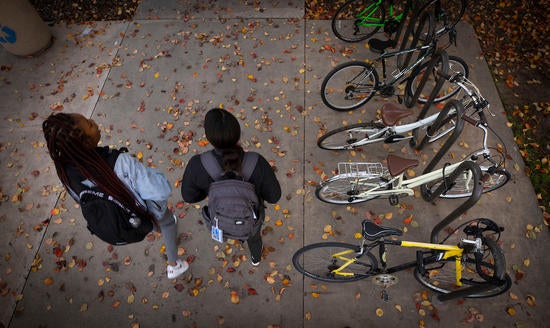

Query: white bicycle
316,102,510,205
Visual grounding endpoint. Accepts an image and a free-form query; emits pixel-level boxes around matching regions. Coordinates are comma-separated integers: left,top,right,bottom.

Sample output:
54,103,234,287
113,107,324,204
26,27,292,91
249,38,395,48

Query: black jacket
181,150,281,207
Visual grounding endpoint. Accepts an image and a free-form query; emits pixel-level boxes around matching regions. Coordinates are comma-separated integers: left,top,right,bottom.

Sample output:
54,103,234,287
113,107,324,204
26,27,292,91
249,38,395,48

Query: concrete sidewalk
0,1,547,327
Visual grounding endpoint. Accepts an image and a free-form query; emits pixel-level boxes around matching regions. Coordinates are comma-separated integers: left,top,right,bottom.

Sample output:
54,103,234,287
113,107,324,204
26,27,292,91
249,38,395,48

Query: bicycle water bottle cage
362,220,403,241
368,38,396,54
386,154,419,177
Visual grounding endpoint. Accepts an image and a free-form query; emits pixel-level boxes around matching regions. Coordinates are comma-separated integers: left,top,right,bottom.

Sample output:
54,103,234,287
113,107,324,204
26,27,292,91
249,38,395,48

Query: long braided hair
42,113,156,225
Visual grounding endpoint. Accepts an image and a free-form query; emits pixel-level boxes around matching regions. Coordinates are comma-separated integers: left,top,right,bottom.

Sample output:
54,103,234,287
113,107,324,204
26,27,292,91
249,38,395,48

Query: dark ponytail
204,108,244,173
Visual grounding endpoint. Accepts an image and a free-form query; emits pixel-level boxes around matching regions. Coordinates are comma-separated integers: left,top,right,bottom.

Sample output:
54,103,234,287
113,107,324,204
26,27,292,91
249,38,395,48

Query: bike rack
417,99,465,173
427,160,483,243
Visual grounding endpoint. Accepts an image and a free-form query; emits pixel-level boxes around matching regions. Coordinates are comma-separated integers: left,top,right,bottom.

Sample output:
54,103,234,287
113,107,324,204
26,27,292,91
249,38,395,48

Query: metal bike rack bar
407,49,450,127
428,161,483,243
417,99,465,174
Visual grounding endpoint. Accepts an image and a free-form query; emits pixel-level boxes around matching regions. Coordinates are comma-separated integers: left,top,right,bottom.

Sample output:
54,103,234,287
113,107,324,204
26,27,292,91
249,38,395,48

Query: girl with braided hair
43,112,188,279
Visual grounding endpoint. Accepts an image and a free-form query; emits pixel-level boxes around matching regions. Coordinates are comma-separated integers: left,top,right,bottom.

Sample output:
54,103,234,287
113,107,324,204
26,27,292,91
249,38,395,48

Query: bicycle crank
372,274,399,287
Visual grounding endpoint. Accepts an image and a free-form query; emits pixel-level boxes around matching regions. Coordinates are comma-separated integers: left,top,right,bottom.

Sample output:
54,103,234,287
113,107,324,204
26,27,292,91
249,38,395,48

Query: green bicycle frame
355,0,406,28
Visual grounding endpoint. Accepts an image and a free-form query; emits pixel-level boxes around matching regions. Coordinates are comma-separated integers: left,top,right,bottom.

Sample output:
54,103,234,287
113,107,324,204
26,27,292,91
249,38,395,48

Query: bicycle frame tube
356,1,386,27
382,44,434,85
400,240,464,286
330,249,364,277
392,108,453,135
355,160,465,199
328,239,465,286
400,160,465,189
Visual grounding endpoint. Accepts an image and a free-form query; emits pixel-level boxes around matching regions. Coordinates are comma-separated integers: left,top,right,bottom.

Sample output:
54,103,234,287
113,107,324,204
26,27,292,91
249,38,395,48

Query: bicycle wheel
316,173,389,204
406,55,469,104
414,238,511,298
317,122,387,150
321,61,379,112
292,242,378,282
332,0,385,42
428,166,510,199
431,0,467,37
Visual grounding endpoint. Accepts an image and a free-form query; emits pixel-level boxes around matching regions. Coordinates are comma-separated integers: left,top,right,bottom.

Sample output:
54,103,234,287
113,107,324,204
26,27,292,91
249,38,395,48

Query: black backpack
68,147,153,245
200,150,260,241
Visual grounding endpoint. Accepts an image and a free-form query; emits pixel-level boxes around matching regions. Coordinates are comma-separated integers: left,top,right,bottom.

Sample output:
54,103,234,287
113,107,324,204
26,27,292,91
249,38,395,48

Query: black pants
247,226,263,261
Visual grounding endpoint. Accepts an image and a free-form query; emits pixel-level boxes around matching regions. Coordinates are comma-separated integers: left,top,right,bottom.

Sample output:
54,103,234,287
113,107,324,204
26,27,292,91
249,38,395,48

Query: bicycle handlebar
433,70,492,126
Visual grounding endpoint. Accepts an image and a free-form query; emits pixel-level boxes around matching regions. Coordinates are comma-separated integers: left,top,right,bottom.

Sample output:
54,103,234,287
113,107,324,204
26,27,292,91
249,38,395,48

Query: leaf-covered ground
31,0,549,218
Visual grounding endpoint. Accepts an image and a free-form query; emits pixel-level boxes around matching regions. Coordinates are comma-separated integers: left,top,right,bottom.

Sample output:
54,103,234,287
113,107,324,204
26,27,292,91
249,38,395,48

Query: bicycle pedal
389,194,399,206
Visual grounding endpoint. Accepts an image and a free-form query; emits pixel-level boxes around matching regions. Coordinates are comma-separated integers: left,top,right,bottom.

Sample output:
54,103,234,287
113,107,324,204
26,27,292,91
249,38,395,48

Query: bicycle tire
292,242,378,282
332,0,384,42
406,55,469,104
431,0,467,37
317,122,387,150
414,238,511,298
321,61,379,112
316,173,389,204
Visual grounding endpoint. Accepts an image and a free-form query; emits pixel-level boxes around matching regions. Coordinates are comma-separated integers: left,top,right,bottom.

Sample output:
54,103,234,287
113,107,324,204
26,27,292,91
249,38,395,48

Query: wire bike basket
337,162,386,178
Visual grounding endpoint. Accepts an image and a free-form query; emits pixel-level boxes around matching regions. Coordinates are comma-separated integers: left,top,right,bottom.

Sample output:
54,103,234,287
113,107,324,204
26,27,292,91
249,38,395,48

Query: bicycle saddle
368,38,396,54
386,154,419,177
381,103,414,126
362,220,403,241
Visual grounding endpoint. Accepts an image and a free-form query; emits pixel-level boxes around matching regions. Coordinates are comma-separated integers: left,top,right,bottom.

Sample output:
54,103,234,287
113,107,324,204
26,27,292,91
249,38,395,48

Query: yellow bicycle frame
331,241,464,286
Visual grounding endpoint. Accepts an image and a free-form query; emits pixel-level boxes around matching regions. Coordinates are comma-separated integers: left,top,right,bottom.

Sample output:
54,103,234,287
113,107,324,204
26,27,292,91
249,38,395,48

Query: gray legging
146,200,178,263
157,208,178,263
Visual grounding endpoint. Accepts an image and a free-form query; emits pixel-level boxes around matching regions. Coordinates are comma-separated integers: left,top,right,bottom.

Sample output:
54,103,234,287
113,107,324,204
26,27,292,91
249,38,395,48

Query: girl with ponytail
181,108,281,266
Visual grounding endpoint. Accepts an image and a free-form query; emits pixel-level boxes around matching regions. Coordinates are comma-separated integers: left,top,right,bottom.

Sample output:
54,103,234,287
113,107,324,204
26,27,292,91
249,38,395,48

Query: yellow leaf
154,72,160,78
43,277,54,286
137,151,143,160
395,304,402,312
526,295,536,307
506,306,516,316
376,308,383,317
128,294,135,304
230,291,240,304
311,292,320,298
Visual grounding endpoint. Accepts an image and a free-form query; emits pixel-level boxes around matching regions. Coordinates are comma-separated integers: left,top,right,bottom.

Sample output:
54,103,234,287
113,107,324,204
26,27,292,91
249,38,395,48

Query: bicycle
321,11,468,112
332,0,466,42
315,101,511,205
317,52,489,151
292,218,512,301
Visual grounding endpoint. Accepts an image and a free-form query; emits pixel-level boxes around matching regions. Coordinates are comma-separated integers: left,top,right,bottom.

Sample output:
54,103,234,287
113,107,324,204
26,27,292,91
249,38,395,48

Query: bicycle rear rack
337,162,386,178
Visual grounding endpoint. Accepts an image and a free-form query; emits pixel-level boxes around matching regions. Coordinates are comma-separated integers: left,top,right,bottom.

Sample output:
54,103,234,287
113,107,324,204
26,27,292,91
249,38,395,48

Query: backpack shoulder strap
240,152,259,181
200,150,259,181
200,150,224,181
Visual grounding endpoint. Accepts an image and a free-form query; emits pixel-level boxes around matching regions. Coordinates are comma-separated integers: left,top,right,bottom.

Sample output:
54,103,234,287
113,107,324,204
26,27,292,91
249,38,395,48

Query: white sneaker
167,259,189,279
